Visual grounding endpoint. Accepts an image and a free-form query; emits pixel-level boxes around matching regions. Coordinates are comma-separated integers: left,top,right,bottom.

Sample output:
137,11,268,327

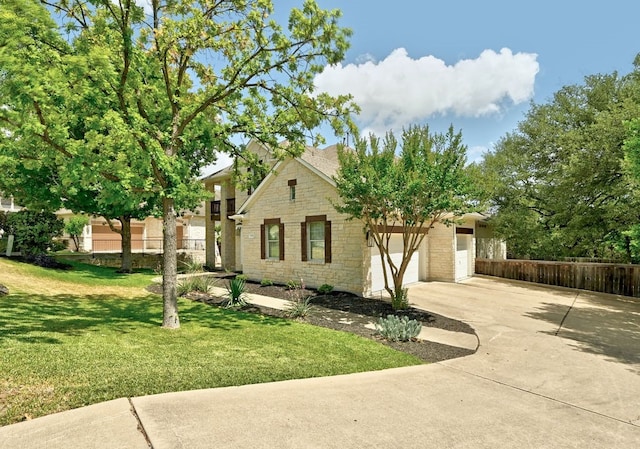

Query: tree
333,125,476,309
0,0,356,328
477,62,640,261
64,215,89,251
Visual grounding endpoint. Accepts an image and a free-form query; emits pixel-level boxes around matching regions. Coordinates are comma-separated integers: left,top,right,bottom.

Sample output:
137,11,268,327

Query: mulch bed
169,277,477,364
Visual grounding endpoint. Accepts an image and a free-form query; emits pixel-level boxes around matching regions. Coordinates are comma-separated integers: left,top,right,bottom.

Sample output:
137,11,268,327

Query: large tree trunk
162,197,180,329
119,216,132,273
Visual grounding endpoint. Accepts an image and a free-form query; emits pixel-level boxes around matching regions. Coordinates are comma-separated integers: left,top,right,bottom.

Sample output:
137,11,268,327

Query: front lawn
0,258,421,426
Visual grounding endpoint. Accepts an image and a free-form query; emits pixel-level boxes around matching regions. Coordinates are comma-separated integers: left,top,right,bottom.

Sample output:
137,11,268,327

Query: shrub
285,279,312,318
285,279,301,290
5,210,64,256
391,288,410,311
235,274,248,282
317,283,333,294
285,297,313,319
225,277,247,309
177,275,215,296
260,278,274,286
375,315,421,342
180,258,204,274
24,254,71,270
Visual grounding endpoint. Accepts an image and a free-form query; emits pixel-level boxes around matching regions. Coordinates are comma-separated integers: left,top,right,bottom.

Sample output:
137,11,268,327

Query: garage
92,224,144,252
370,234,420,293
455,227,474,281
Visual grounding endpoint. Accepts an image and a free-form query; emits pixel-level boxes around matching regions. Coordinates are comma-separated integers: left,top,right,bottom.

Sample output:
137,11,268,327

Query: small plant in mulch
285,279,313,318
177,275,215,296
260,278,274,286
317,283,334,294
225,277,248,309
375,315,422,342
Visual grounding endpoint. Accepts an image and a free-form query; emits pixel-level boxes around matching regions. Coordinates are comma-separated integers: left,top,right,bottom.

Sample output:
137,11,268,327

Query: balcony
226,198,236,218
210,198,236,221
210,200,221,221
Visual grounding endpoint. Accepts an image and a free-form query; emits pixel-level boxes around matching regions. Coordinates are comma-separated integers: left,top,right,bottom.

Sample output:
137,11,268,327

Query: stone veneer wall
240,159,368,295
426,222,455,281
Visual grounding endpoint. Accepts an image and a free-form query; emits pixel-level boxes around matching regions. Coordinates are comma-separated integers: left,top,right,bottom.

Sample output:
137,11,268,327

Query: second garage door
370,234,420,293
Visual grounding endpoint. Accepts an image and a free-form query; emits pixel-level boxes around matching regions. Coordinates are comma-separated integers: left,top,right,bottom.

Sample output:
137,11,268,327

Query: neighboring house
0,194,22,213
56,207,206,253
203,139,491,297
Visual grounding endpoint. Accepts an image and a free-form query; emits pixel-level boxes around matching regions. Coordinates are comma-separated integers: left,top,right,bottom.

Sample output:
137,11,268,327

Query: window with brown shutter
301,215,331,263
261,218,284,260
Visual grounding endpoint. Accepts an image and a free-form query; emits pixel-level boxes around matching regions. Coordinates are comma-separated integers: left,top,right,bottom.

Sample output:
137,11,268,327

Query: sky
207,0,640,172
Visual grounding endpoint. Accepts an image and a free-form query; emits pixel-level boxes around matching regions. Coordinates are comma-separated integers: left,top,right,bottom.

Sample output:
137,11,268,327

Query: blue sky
208,0,640,171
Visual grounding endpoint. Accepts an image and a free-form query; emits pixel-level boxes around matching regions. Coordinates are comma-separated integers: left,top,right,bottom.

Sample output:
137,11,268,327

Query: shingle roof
299,145,341,179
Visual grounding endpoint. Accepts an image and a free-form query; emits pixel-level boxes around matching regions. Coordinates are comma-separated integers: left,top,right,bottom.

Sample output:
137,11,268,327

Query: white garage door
370,234,420,293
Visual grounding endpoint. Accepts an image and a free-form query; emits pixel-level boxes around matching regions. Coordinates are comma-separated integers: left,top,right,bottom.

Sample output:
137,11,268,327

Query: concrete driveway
1,277,639,448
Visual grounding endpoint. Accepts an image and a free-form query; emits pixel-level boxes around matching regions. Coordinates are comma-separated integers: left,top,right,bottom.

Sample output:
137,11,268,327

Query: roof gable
237,155,337,214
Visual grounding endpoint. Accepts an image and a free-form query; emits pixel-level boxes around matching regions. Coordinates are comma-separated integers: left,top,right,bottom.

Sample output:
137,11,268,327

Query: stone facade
239,158,368,295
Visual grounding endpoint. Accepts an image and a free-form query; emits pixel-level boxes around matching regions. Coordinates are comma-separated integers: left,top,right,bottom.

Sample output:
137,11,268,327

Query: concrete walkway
1,277,639,448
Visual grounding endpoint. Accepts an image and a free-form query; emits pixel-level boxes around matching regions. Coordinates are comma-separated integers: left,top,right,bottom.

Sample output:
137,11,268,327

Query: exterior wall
240,159,368,295
426,222,455,281
476,220,507,260
205,183,218,267
221,179,237,270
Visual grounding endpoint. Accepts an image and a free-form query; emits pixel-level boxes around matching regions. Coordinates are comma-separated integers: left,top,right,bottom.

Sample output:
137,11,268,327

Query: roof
299,145,341,179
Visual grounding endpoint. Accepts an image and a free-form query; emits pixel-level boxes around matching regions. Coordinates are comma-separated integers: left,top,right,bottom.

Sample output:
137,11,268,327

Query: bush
179,258,204,274
235,274,248,282
285,279,301,290
225,277,247,309
177,275,215,296
285,297,312,319
285,279,312,318
5,210,64,256
24,254,72,270
260,278,274,286
317,283,333,294
375,315,421,342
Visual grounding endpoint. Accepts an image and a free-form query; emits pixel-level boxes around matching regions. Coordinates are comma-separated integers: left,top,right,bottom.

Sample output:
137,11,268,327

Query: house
203,139,489,297
56,207,206,254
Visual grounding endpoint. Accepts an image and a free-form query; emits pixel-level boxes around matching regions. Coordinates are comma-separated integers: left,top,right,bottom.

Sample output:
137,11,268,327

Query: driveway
409,277,640,426
1,277,639,448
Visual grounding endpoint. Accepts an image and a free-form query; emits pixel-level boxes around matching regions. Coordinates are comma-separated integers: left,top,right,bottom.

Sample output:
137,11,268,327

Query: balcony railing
90,238,206,254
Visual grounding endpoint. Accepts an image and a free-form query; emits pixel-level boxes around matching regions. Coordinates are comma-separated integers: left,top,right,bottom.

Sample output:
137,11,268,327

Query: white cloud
314,48,539,136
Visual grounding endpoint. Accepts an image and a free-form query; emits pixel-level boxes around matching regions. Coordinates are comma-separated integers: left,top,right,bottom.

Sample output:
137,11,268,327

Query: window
266,224,280,258
288,179,297,201
301,215,331,263
308,221,324,260
260,218,284,260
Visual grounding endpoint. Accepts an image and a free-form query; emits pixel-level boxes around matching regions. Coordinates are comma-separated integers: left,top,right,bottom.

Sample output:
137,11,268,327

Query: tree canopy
0,0,357,327
476,59,640,262
333,125,476,308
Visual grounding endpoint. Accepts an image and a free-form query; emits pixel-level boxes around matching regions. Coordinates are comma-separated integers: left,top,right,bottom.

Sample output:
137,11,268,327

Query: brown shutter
325,221,332,263
260,224,265,259
279,222,285,261
301,222,307,261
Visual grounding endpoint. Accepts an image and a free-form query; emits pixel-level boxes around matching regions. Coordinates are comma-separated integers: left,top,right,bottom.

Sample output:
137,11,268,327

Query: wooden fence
475,259,640,298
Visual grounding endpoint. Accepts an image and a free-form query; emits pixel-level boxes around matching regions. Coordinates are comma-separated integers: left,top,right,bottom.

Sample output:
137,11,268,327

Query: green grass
8,257,156,288
0,259,421,425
